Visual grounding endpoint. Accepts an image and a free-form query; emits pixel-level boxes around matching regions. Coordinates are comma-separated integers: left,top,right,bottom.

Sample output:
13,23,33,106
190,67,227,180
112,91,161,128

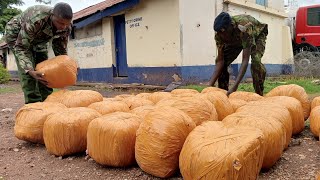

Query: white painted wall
125,0,181,67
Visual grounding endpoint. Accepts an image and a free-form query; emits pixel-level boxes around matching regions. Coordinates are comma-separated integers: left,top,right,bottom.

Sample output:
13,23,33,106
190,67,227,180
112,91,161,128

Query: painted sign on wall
126,17,143,28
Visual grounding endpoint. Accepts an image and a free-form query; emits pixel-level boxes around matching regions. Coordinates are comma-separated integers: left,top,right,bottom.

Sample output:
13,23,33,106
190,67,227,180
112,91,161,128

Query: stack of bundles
260,96,305,135
201,87,227,94
45,90,103,107
43,107,101,156
146,92,172,104
179,121,265,180
135,106,196,178
236,101,292,148
229,91,264,102
309,106,320,138
266,84,310,120
122,96,154,110
157,97,218,125
35,55,78,88
223,113,285,169
130,105,156,120
88,101,129,115
114,94,134,100
14,102,67,144
87,112,141,167
311,96,320,109
171,89,199,95
198,91,234,121
229,99,248,111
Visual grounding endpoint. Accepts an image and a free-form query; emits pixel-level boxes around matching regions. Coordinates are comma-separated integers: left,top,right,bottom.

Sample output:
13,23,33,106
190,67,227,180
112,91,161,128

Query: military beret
214,12,232,32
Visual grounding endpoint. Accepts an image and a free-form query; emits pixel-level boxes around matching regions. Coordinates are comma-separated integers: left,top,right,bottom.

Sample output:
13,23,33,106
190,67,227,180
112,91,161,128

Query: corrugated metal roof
73,0,125,21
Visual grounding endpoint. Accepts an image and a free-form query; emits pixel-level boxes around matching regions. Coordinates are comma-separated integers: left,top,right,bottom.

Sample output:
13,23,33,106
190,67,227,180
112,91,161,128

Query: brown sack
266,84,310,120
223,113,285,169
44,89,69,102
201,87,227,94
229,99,248,111
311,96,320,110
43,107,101,156
88,101,129,115
157,97,218,125
35,55,78,88
135,106,196,178
14,102,67,144
122,97,154,110
198,91,234,121
310,106,320,138
229,91,264,102
147,92,172,104
130,105,156,120
87,112,141,167
179,121,265,180
260,96,305,135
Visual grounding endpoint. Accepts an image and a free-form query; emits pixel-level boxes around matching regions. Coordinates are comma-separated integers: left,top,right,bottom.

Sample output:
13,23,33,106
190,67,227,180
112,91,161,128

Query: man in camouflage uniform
4,3,73,103
209,12,268,96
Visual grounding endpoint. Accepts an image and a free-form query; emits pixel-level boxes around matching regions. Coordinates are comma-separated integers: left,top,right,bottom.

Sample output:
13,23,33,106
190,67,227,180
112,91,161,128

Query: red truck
292,5,320,54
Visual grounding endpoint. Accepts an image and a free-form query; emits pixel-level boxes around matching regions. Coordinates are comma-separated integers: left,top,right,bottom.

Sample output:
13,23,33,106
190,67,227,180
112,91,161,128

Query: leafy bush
0,64,10,84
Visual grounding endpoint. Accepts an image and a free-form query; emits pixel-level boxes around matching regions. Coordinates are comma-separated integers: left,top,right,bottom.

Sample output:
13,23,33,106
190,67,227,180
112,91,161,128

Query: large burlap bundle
88,101,129,115
260,96,305,135
266,84,310,120
198,91,234,121
135,106,196,178
157,97,218,125
87,112,141,167
229,99,248,111
35,55,78,88
229,91,264,102
310,106,320,138
171,89,199,95
114,94,134,100
147,92,172,103
14,102,67,144
237,101,292,148
201,87,227,94
135,93,151,99
179,121,265,180
103,97,121,102
311,96,320,110
43,107,101,156
45,90,103,107
122,97,154,110
223,113,285,169
44,89,69,102
130,105,156,120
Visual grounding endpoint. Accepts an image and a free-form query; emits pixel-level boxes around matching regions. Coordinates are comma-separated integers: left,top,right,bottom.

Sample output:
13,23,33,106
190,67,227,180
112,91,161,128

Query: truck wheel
293,43,318,55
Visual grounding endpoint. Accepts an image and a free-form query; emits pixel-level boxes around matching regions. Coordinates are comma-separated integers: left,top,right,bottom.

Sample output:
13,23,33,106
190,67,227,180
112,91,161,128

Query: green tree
0,0,23,34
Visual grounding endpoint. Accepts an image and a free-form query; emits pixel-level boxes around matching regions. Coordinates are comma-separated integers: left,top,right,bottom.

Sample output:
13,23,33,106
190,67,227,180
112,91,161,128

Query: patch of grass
179,85,206,92
0,87,18,94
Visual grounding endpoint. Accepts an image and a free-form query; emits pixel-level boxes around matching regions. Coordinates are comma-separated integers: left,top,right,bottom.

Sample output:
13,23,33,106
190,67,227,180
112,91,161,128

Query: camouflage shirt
4,5,71,72
215,14,267,50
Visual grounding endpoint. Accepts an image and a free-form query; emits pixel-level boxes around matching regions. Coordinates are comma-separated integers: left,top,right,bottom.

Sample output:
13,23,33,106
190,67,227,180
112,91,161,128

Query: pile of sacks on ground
14,83,320,179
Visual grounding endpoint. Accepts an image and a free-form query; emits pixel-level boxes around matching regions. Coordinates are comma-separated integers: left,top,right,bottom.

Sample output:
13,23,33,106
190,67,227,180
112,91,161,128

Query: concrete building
2,0,293,85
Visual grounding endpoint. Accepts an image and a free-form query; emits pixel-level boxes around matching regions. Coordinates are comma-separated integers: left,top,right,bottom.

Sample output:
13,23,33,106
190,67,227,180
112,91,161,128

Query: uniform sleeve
240,24,256,49
214,33,224,49
14,20,39,72
52,28,70,56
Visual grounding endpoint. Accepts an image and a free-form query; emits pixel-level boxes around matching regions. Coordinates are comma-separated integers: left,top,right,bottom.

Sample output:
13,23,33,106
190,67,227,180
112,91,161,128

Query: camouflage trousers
12,48,53,104
217,28,268,96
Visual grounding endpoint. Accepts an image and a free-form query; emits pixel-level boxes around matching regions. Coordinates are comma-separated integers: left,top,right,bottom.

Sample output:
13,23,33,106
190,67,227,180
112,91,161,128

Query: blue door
114,14,128,77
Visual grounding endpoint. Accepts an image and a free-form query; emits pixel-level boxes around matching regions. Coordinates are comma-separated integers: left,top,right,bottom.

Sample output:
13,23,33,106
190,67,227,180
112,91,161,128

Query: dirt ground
0,82,319,180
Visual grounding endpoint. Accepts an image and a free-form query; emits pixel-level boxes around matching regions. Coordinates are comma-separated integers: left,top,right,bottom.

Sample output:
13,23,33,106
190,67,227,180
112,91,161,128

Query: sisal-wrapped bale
266,84,310,120
87,112,141,167
179,121,265,180
223,113,285,169
135,106,196,178
123,97,154,110
229,91,264,102
171,89,199,95
197,91,234,121
35,55,78,88
135,93,151,99
44,89,69,102
43,107,101,156
172,93,197,98
260,96,305,135
237,101,292,148
310,106,320,138
201,87,227,94
45,90,103,108
114,94,134,100
311,96,320,110
88,101,129,115
157,97,218,125
103,97,121,102
147,92,172,104
229,99,248,111
130,105,156,120
14,102,67,144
